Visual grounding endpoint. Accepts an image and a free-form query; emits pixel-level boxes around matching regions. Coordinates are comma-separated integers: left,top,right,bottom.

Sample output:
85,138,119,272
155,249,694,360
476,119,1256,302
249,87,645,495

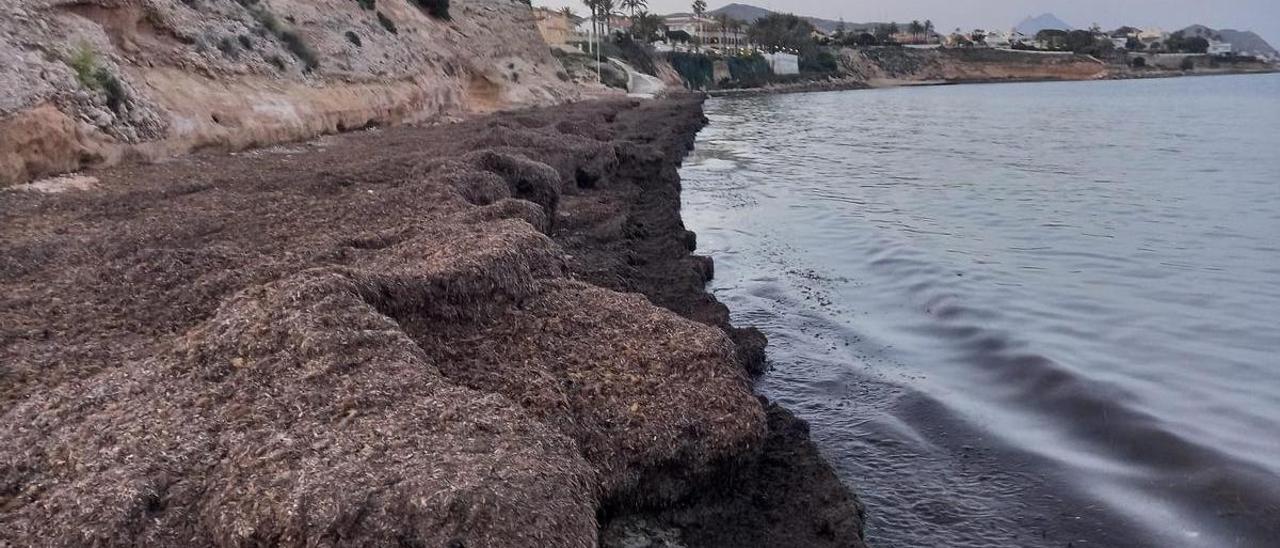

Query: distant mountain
1181,24,1278,59
1180,24,1222,40
708,3,772,23
1015,13,1073,36
707,3,879,34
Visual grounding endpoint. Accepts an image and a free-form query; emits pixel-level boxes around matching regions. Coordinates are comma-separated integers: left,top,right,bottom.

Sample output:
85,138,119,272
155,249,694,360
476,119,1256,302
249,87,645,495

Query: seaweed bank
0,96,866,547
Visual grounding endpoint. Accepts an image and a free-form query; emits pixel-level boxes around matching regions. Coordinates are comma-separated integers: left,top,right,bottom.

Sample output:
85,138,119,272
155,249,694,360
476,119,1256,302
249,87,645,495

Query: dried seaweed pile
0,97,771,546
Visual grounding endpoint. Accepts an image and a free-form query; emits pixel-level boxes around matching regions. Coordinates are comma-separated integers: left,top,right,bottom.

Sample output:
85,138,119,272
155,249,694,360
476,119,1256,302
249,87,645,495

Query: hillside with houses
528,2,1277,94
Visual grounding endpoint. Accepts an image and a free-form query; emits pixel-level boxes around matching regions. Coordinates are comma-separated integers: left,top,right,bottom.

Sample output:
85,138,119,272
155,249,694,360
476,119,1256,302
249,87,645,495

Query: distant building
1009,30,1035,47
661,13,746,50
944,32,971,48
986,30,1012,48
532,7,575,46
1138,28,1168,48
893,31,935,45
607,14,632,35
1208,40,1233,56
662,13,714,42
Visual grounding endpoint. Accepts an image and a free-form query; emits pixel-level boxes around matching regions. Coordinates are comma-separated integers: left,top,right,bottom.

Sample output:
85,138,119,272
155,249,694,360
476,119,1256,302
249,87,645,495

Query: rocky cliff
0,0,578,186
841,47,1110,84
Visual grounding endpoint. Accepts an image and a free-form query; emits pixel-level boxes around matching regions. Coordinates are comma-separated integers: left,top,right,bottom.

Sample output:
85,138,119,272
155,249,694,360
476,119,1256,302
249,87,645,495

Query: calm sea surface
680,74,1280,547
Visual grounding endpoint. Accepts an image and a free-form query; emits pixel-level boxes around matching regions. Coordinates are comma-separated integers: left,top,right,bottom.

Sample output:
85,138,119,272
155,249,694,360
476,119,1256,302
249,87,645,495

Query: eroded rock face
0,0,579,186
0,97,775,547
840,47,1110,84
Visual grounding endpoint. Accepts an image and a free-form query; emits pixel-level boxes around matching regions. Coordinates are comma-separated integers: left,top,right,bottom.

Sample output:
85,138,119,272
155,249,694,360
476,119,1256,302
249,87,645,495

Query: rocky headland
701,46,1276,96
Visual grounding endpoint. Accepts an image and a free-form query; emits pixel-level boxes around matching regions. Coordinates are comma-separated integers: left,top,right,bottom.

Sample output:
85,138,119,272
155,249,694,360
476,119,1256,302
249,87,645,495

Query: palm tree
599,0,617,37
581,0,602,82
620,0,645,18
581,0,598,53
924,19,934,44
909,20,923,44
691,0,707,50
632,10,662,42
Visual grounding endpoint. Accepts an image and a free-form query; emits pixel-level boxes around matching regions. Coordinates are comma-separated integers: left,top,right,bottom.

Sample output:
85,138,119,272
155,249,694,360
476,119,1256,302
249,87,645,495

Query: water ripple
682,74,1280,547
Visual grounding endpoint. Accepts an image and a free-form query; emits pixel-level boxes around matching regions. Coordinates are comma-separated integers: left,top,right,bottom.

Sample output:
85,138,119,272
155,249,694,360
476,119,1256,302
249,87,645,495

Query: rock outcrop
841,47,1110,84
0,0,578,186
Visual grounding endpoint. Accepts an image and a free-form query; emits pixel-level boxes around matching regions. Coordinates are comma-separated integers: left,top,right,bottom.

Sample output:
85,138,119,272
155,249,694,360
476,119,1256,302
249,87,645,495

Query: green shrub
65,45,129,114
243,2,318,72
238,34,254,50
410,0,450,20
355,0,375,10
344,31,362,47
249,5,283,34
377,11,398,34
726,53,771,87
599,62,629,89
602,36,657,76
96,68,127,114
217,36,241,59
278,29,319,72
799,51,838,73
68,44,99,89
666,52,713,89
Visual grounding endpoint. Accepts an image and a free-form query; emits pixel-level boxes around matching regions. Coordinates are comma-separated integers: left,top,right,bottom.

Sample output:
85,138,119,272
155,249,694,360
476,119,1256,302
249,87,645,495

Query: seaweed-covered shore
1,96,866,547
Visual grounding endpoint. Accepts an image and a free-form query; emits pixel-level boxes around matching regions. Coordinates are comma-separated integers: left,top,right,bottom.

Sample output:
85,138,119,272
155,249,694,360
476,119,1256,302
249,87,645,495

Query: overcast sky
535,0,1280,46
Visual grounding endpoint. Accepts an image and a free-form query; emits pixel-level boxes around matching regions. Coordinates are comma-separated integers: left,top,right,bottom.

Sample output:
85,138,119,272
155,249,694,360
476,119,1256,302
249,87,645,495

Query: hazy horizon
535,0,1280,48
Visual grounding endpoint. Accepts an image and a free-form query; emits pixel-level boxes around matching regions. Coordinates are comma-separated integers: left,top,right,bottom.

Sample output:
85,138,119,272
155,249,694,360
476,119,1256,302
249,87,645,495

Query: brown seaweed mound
1,97,864,547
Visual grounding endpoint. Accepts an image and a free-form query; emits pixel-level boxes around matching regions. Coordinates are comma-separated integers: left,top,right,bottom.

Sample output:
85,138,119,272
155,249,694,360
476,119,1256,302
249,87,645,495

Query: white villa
660,13,746,49
1138,28,1169,48
661,13,713,41
986,30,1011,48
1208,40,1233,56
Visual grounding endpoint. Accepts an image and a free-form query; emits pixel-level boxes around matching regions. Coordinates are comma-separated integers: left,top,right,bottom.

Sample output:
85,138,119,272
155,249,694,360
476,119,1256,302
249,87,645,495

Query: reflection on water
681,74,1280,547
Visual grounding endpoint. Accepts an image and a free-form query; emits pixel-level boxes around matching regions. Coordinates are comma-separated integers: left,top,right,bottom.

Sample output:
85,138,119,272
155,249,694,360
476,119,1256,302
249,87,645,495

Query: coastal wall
0,0,580,186
0,97,867,547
